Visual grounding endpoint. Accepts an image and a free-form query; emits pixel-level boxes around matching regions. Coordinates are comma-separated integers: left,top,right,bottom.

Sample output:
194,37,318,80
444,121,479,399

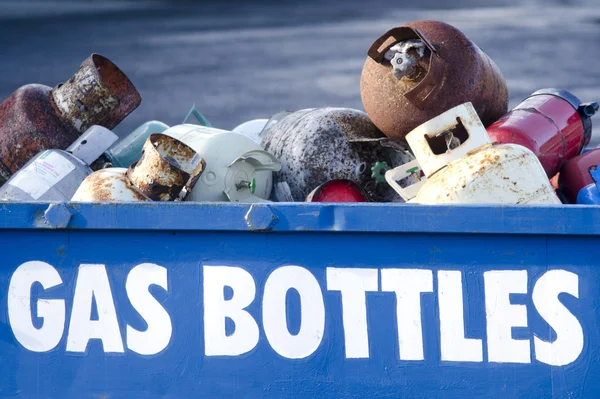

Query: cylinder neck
126,134,205,201
51,54,141,133
66,125,119,166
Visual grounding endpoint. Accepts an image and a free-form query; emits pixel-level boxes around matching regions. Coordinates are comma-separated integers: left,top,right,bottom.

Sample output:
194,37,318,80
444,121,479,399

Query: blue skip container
0,202,599,398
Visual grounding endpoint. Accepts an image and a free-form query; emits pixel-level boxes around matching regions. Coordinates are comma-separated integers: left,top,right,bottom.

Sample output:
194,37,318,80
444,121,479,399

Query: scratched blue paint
0,202,598,398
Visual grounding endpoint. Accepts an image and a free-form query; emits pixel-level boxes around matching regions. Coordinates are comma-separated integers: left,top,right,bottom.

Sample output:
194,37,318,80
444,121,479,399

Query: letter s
533,270,584,366
126,263,172,355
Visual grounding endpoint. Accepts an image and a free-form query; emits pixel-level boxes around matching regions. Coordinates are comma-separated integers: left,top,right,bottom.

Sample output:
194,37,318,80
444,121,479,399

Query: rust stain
126,134,205,201
53,54,141,132
420,143,559,204
72,168,149,201
73,133,206,202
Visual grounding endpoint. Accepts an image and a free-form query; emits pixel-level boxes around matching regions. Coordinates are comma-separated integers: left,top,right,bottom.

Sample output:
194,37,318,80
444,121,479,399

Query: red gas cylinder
486,89,598,178
305,180,369,202
558,149,600,203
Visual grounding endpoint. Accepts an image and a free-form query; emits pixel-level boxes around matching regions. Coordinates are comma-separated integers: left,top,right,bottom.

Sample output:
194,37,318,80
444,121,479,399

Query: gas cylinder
360,20,508,140
385,103,561,205
232,119,269,144
260,107,413,202
72,133,205,202
93,105,212,170
0,126,118,201
305,180,369,202
575,166,600,204
558,148,600,203
487,89,598,178
95,121,169,169
0,54,141,185
162,124,281,202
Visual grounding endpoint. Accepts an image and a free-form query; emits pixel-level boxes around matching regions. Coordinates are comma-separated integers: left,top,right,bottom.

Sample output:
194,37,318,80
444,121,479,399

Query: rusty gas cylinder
0,54,141,185
260,107,414,202
72,134,205,202
127,134,206,201
360,20,509,139
487,89,598,178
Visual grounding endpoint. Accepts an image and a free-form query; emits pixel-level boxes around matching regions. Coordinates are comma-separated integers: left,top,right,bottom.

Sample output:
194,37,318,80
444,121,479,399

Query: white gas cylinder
385,103,561,205
232,119,269,144
163,124,281,202
72,168,150,202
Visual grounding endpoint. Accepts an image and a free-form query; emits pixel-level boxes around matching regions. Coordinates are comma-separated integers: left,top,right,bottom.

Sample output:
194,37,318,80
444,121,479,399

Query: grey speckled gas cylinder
260,107,413,202
0,126,118,201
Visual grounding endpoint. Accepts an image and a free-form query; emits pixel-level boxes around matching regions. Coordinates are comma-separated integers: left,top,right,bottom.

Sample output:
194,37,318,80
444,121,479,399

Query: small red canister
306,180,369,202
486,89,598,178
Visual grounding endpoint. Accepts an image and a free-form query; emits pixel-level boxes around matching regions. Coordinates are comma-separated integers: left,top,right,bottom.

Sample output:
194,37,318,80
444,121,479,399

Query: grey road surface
1,0,599,146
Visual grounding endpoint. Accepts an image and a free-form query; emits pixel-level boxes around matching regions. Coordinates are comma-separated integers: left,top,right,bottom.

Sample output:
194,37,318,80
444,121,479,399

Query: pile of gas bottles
1,20,599,205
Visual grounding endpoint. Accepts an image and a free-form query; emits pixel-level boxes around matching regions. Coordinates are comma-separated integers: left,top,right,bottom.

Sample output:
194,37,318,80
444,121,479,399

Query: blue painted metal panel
0,202,599,398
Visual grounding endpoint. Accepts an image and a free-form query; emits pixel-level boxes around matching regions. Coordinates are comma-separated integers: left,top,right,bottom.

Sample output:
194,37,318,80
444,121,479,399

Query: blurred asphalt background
1,0,599,146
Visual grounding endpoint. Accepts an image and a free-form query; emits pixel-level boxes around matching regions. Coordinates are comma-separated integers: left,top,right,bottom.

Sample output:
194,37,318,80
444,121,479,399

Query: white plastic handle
229,150,282,172
385,160,426,201
405,102,490,177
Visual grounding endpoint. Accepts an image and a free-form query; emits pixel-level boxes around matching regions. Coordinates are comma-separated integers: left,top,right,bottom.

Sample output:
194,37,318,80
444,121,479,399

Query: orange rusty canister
360,20,509,139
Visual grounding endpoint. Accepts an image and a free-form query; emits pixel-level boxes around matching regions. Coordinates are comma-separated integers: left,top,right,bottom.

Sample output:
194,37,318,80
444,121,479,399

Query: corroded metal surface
360,20,509,139
52,54,141,132
260,107,413,202
0,84,79,184
72,135,204,202
384,39,427,80
0,54,141,185
126,133,205,201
